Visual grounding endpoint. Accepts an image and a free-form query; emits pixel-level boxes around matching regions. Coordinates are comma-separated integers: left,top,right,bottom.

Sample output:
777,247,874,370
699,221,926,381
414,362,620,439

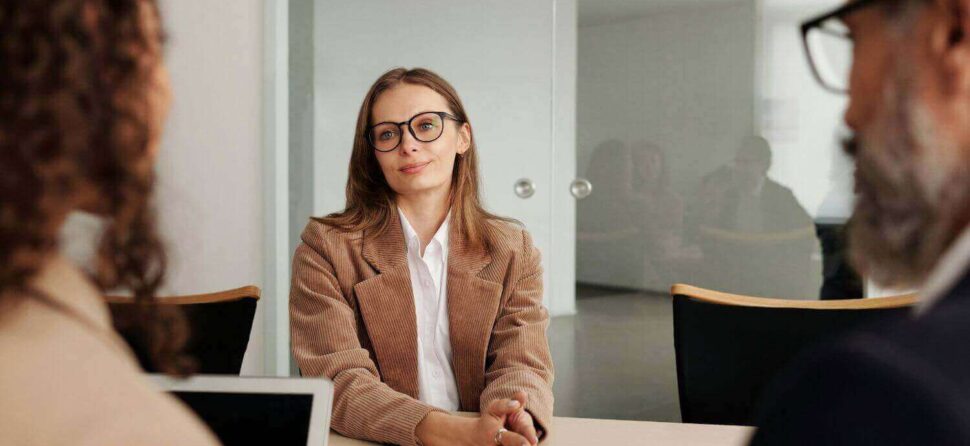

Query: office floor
548,284,680,422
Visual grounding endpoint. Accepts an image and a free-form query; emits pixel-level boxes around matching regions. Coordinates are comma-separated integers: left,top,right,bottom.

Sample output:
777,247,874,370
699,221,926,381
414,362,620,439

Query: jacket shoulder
301,218,362,243
484,218,531,255
753,313,970,445
298,219,364,257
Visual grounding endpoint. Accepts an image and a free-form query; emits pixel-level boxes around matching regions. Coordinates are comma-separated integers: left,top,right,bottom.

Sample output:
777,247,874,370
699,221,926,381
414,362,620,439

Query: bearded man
751,0,970,444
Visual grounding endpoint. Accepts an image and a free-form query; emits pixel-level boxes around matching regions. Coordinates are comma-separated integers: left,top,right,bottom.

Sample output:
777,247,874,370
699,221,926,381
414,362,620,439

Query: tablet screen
172,391,313,445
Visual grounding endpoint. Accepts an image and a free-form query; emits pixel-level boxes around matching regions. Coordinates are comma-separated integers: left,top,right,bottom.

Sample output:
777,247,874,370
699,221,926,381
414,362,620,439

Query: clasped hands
416,390,540,446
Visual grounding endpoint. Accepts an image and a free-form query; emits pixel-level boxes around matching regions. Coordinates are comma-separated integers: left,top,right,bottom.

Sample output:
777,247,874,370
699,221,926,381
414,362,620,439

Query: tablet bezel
149,374,333,446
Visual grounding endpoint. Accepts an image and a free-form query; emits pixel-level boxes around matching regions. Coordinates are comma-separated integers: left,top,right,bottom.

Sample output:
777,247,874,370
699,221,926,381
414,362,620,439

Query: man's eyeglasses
800,0,881,94
366,111,462,152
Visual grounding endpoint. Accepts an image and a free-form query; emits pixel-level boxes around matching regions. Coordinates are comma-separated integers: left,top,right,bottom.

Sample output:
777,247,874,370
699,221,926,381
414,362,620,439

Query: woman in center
290,68,554,446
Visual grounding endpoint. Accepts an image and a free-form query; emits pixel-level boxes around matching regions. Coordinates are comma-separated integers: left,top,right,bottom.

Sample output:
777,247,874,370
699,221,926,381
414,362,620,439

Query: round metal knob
514,178,536,199
570,178,593,200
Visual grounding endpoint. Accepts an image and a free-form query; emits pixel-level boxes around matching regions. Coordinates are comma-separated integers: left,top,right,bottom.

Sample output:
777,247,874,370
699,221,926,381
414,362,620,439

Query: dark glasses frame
366,111,463,152
800,0,883,94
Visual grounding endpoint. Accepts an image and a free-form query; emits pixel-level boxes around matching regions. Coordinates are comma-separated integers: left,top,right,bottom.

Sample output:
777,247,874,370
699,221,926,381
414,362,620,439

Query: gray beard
846,72,970,289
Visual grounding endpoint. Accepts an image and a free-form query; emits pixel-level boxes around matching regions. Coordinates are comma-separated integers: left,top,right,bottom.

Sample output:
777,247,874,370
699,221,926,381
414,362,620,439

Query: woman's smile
399,160,431,175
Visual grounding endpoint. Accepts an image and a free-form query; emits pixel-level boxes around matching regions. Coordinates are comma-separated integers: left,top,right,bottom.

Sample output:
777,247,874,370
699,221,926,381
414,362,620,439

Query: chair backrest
671,283,916,426
106,286,260,375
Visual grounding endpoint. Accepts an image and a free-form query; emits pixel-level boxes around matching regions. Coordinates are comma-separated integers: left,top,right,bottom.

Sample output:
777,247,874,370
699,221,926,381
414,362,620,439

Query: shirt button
432,370,441,378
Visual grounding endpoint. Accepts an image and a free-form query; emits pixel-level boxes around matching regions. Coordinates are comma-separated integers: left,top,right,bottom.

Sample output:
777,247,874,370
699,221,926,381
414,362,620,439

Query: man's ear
457,122,472,155
934,0,970,94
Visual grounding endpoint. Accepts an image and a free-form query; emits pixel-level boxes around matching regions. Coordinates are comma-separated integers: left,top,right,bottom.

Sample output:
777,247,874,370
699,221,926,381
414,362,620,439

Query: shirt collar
917,225,970,315
397,207,450,257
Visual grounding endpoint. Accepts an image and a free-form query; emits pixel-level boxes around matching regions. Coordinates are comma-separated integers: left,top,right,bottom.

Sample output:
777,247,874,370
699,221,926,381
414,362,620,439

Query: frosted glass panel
576,0,851,301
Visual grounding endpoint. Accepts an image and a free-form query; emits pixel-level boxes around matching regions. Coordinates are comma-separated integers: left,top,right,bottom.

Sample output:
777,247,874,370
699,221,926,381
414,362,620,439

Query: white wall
156,0,265,375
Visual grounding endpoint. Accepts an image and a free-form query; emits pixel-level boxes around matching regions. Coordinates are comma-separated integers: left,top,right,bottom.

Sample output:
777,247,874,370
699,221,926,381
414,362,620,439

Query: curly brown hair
0,0,190,374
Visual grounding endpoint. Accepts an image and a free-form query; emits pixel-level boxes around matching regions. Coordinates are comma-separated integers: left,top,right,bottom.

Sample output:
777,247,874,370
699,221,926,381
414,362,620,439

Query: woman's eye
379,131,396,141
418,122,436,131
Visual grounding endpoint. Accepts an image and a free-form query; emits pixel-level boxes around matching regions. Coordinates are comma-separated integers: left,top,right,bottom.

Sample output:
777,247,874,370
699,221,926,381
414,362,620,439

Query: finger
497,427,531,446
486,398,522,419
512,390,530,409
507,391,529,424
507,410,538,446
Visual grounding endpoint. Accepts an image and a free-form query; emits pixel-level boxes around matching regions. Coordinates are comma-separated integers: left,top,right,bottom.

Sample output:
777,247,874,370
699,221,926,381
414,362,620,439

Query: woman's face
370,84,471,200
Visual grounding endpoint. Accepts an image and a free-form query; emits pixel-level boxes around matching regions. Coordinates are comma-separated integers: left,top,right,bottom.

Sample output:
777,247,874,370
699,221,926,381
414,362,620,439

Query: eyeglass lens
806,17,853,92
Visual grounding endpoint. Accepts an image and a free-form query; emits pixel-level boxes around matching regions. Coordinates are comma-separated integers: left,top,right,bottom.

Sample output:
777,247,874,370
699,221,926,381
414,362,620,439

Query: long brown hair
317,67,516,252
0,0,190,373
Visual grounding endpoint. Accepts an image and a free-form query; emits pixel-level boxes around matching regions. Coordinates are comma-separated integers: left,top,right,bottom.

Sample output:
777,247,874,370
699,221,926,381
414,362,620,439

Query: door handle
570,178,593,200
514,178,536,199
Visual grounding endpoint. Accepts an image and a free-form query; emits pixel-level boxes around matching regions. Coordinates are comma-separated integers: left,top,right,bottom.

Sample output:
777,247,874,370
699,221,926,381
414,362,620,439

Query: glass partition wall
556,0,849,421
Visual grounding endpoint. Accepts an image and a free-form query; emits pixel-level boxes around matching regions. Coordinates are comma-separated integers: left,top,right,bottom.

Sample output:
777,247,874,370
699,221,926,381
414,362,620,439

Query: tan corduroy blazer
290,215,554,446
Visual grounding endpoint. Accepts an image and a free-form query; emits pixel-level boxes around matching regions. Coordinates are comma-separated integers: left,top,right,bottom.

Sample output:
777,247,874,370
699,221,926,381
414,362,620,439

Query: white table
327,416,754,445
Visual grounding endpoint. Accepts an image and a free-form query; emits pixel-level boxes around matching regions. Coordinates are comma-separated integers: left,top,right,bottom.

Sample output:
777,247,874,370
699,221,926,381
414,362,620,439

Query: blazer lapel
447,225,502,410
354,216,421,399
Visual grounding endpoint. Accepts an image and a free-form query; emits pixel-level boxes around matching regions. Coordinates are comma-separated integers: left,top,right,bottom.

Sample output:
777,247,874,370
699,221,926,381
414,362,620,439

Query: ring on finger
494,427,508,445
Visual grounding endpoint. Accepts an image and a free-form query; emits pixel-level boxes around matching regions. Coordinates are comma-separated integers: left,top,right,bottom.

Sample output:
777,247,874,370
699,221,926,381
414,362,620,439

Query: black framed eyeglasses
366,111,462,152
800,0,882,94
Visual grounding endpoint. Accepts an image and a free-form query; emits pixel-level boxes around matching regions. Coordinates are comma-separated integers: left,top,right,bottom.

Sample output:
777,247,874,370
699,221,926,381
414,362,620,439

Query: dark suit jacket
750,269,970,445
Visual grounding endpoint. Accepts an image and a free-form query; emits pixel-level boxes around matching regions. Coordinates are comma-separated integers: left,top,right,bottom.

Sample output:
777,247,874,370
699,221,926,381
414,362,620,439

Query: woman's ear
457,122,472,155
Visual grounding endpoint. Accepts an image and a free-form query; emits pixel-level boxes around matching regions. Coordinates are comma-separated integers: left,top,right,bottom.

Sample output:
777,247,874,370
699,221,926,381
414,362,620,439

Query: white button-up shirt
917,226,970,315
398,208,460,411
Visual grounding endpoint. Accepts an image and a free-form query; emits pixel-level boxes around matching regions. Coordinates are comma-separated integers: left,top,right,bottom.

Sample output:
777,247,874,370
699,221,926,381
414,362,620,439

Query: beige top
0,255,219,446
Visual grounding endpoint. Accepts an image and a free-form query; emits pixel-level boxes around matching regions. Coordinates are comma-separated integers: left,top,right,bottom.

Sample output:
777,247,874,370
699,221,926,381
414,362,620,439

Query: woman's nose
399,126,420,153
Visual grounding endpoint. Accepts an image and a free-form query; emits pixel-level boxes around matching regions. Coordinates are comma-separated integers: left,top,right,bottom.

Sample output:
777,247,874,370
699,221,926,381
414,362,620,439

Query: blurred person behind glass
0,1,217,444
692,136,817,298
576,140,643,286
752,0,970,444
629,141,686,288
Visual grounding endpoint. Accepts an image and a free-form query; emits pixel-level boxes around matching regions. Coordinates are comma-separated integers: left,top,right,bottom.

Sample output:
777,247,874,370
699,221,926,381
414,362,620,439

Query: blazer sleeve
290,234,442,446
479,229,555,438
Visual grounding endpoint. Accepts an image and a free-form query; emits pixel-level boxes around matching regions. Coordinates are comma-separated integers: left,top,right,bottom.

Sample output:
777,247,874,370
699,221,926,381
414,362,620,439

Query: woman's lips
399,161,430,174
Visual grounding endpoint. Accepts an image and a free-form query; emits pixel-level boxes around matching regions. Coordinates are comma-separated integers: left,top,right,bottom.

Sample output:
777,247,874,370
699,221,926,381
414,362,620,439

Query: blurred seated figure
691,136,820,298
629,141,689,289
815,153,864,299
577,140,643,288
